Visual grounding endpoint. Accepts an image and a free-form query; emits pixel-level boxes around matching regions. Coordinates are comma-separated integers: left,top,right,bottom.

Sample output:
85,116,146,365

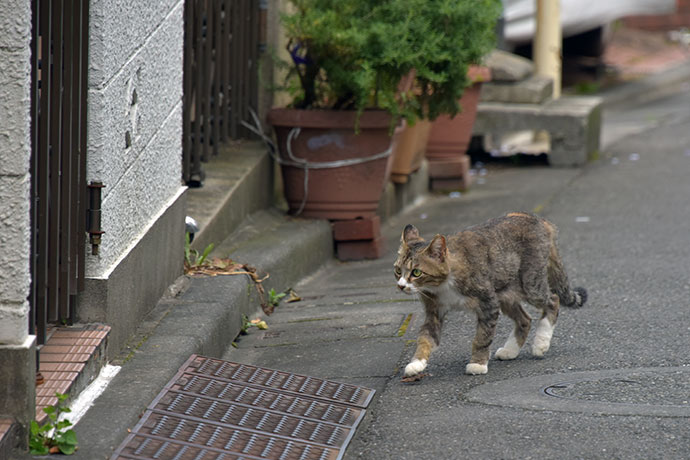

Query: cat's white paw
404,359,427,377
495,346,519,360
495,333,520,360
532,318,554,358
465,363,488,375
531,340,550,357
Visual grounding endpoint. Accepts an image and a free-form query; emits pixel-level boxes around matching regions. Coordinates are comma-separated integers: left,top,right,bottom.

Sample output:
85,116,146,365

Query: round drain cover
466,367,690,417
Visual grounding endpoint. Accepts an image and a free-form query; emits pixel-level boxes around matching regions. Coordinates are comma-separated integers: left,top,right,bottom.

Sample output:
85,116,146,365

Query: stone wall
86,0,185,279
0,0,37,447
76,0,187,354
0,0,31,347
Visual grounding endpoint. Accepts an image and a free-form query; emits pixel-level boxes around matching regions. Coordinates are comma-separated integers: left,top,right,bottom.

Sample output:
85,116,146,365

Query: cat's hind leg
404,311,442,377
495,299,531,360
531,293,560,357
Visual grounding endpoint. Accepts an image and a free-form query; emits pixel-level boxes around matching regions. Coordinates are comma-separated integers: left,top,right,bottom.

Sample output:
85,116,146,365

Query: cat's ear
426,234,447,262
402,224,421,245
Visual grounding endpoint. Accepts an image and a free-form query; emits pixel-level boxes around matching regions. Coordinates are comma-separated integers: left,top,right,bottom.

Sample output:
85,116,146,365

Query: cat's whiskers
416,289,432,300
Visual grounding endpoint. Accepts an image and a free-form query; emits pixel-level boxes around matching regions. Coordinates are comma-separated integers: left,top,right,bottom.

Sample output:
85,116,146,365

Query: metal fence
183,0,262,186
29,0,90,346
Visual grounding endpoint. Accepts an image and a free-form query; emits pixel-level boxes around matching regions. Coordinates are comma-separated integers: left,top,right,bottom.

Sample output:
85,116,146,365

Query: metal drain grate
112,355,375,460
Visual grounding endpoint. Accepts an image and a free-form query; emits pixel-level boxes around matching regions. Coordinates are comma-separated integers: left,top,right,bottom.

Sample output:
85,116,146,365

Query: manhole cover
466,367,690,418
544,371,690,405
112,355,375,460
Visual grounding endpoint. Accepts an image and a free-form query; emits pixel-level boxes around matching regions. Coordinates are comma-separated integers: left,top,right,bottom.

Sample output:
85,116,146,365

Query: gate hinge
87,181,105,255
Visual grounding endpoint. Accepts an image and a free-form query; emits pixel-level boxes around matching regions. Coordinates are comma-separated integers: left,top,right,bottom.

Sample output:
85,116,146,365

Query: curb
70,215,333,459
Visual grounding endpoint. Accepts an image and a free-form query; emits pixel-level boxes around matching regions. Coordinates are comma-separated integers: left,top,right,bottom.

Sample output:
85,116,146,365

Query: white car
503,0,676,55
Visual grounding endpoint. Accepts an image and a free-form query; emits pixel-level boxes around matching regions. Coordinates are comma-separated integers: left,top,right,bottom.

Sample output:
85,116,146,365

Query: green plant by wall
268,288,287,307
278,0,501,124
30,393,78,455
184,232,214,270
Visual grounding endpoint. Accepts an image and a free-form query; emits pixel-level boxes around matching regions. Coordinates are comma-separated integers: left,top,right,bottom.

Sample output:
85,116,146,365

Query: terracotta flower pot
426,66,491,160
389,119,432,184
267,108,394,220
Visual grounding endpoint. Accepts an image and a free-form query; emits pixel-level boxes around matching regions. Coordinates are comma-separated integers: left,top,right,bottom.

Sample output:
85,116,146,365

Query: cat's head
393,224,449,295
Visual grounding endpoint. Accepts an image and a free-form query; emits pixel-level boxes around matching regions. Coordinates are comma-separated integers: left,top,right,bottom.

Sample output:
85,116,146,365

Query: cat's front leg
405,314,442,377
466,302,499,375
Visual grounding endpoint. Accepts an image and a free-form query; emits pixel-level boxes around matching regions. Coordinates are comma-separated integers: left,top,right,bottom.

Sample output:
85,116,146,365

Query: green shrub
278,0,501,123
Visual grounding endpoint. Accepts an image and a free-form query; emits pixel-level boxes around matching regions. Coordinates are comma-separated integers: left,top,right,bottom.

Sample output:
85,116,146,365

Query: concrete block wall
86,0,185,279
0,0,37,447
0,0,31,347
75,0,188,355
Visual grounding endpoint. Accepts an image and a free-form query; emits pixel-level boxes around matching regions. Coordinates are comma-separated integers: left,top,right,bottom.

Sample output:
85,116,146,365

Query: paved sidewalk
223,88,690,459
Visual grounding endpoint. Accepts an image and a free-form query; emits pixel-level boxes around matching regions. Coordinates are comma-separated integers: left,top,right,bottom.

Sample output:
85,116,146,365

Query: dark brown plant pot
426,66,491,161
390,119,432,184
267,108,394,220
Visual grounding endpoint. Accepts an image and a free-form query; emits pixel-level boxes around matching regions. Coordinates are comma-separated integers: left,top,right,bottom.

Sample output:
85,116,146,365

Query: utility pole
534,0,562,98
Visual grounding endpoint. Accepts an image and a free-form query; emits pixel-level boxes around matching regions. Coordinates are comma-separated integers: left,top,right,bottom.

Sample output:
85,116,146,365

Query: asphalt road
226,89,690,460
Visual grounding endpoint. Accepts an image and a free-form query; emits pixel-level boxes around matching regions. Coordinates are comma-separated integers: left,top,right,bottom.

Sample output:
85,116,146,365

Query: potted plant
268,0,501,218
426,65,492,191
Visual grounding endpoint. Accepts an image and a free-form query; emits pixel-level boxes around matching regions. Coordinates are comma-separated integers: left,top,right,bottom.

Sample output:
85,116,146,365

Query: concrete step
186,140,273,253
0,419,16,460
71,209,334,458
36,325,110,424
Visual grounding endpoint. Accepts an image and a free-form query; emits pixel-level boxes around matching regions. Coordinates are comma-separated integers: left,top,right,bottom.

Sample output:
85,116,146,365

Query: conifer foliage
279,0,501,123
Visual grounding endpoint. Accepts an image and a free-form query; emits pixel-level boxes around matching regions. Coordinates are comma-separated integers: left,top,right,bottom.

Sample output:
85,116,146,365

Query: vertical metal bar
69,0,82,297
77,0,89,291
229,0,239,139
239,0,248,138
220,0,229,143
59,0,74,321
182,0,194,183
239,0,250,137
211,0,221,157
47,0,64,323
36,0,51,342
248,0,259,139
193,0,203,175
29,0,42,375
29,0,39,339
201,0,212,162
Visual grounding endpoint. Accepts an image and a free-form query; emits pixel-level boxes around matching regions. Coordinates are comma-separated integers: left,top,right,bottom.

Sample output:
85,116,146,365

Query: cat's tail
544,220,588,308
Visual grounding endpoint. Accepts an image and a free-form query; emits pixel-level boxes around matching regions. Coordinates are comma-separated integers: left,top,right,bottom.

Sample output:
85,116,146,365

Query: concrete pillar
0,0,37,450
534,0,562,98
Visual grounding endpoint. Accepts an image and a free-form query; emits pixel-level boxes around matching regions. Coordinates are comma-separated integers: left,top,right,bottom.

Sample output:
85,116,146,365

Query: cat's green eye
412,268,422,277
394,267,401,276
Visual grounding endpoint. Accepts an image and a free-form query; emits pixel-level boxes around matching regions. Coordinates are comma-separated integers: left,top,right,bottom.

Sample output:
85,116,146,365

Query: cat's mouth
397,283,416,295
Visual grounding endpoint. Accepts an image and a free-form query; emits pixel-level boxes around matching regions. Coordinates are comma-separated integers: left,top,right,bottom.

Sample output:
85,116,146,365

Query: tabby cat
394,212,587,377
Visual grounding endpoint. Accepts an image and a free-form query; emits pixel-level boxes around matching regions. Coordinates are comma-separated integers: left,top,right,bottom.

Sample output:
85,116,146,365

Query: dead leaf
286,289,302,303
401,373,429,383
185,258,274,315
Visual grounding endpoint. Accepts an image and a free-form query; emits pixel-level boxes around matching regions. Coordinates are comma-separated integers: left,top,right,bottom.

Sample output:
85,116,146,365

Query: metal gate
29,0,90,346
182,0,263,186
